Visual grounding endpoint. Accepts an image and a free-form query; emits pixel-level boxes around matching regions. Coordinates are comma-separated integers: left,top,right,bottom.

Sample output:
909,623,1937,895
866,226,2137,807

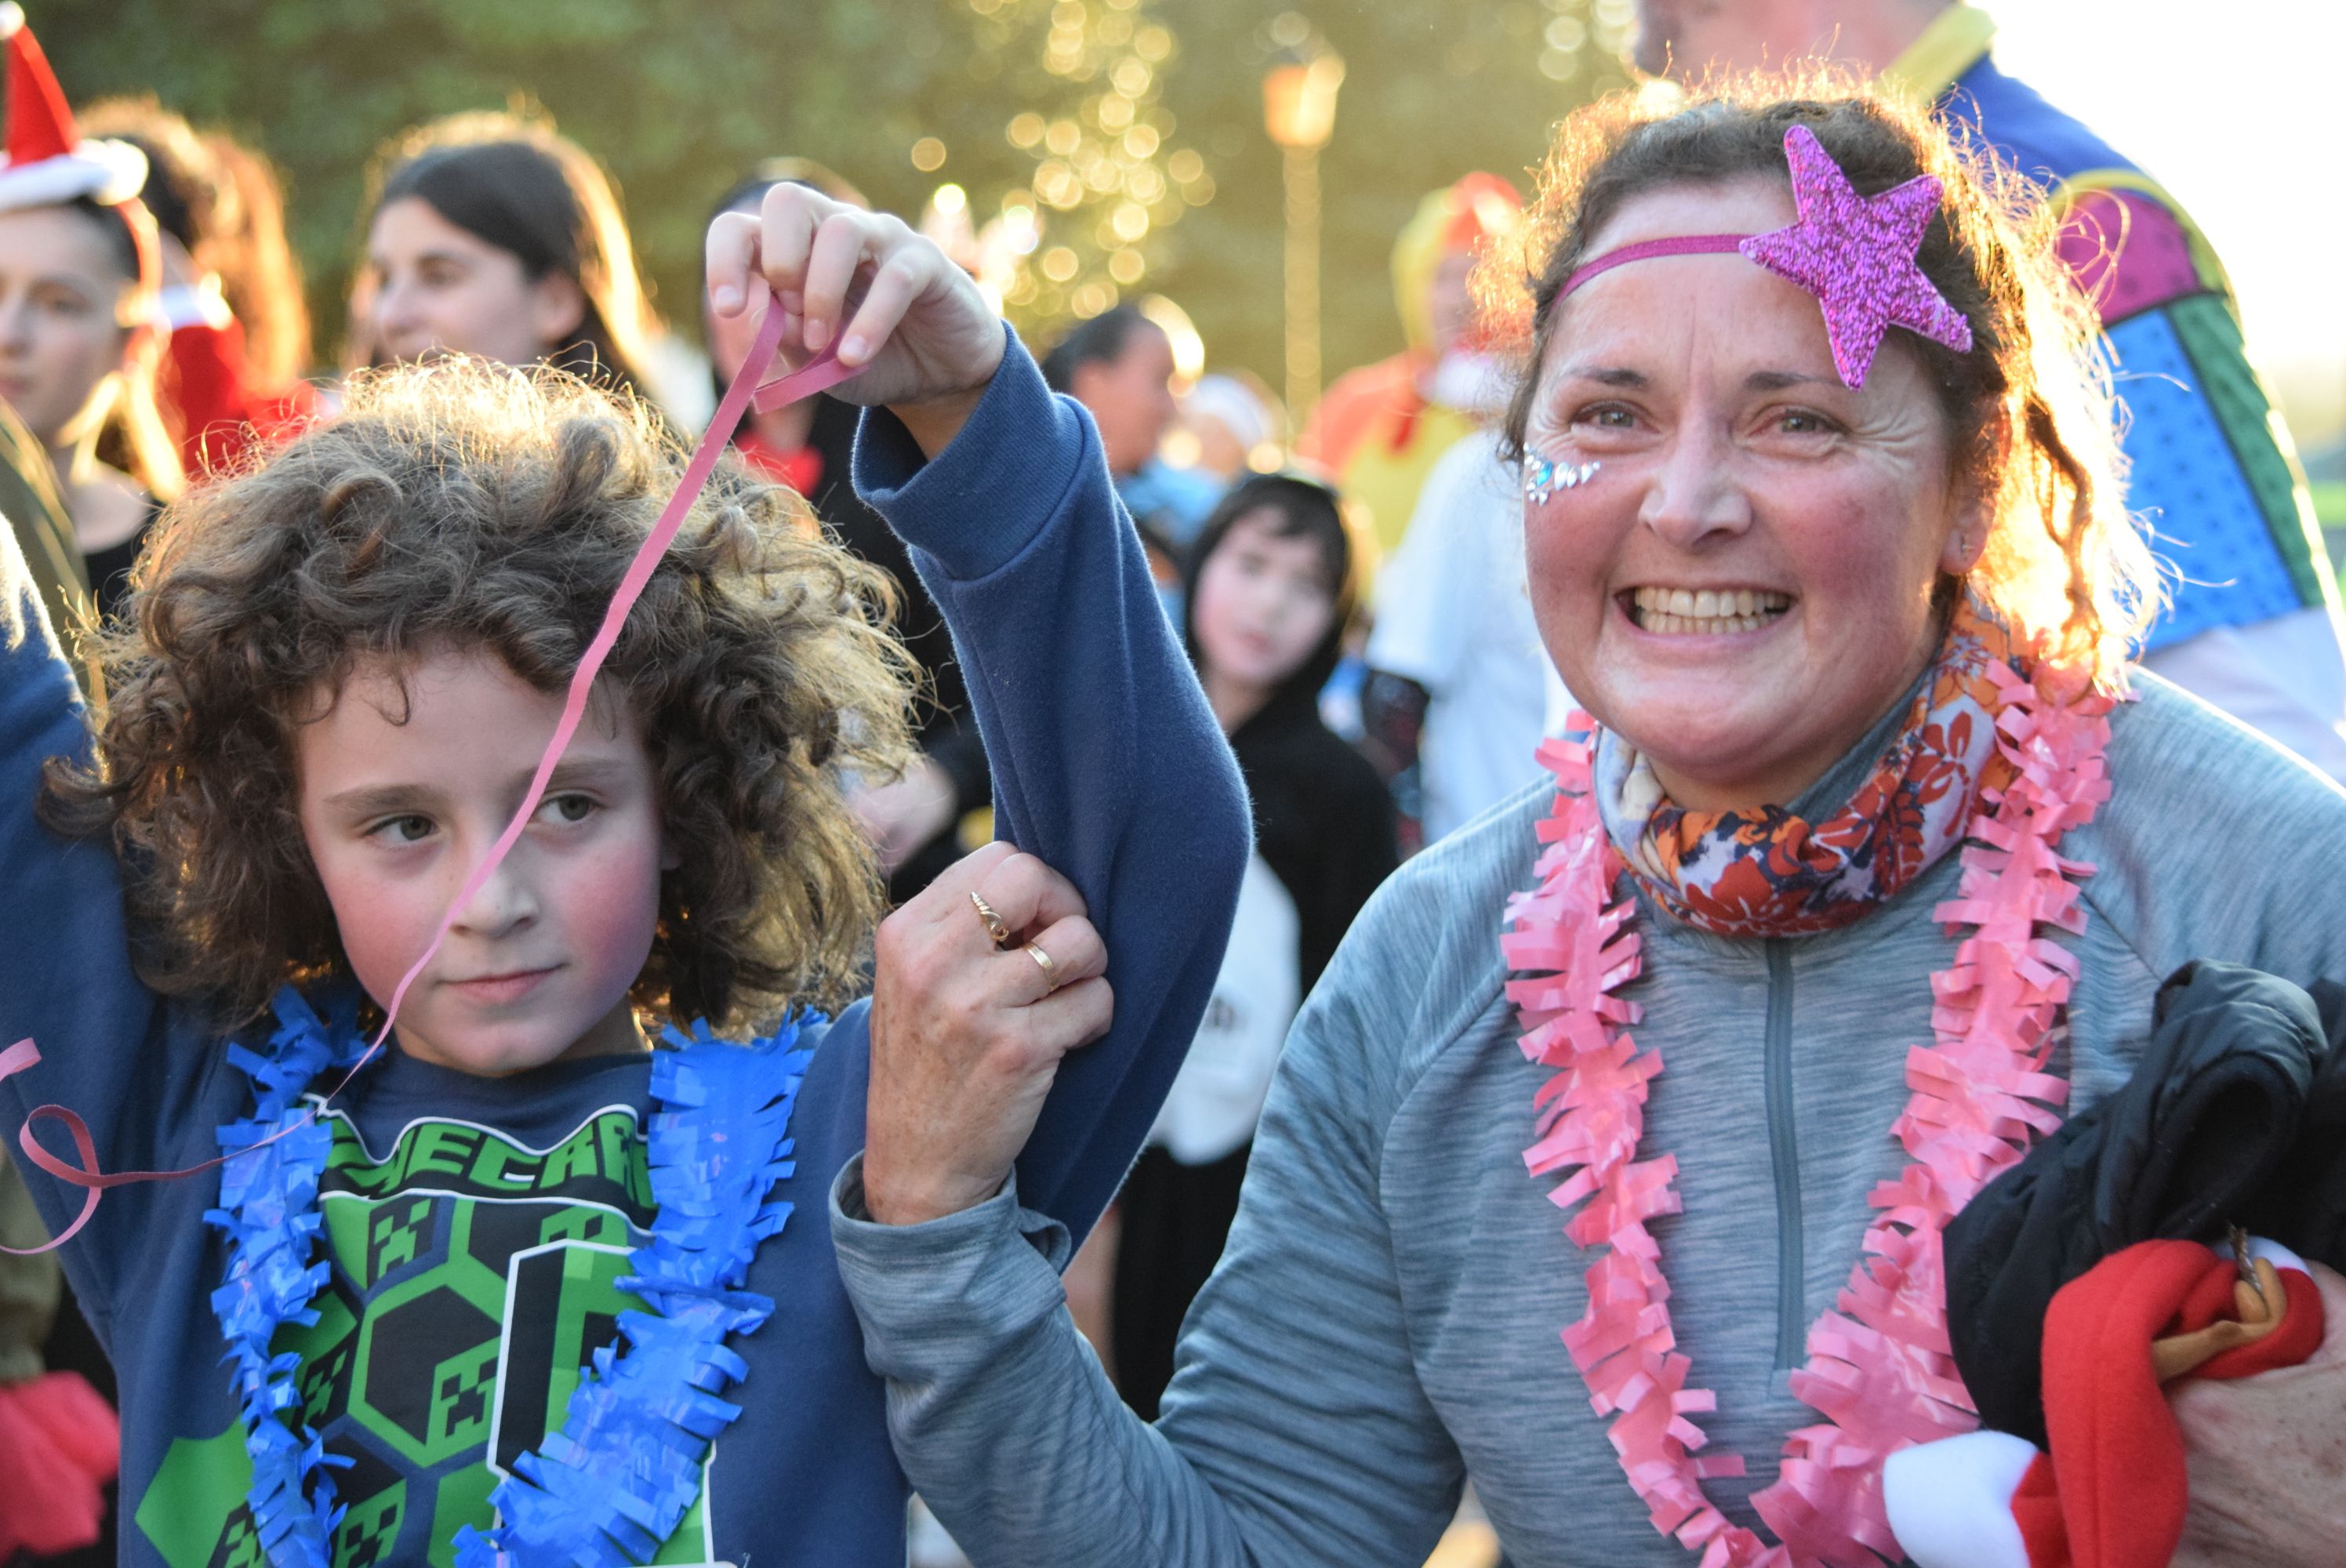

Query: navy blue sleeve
853,327,1250,1242
0,522,230,1316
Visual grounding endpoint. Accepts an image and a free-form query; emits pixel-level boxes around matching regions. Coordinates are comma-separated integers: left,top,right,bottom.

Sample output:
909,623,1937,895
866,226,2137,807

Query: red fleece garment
0,1369,118,1555
2012,1240,2323,1568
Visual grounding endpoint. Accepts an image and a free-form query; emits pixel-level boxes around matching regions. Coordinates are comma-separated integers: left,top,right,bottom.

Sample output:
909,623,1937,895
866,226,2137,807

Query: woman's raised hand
862,842,1113,1226
705,183,1004,456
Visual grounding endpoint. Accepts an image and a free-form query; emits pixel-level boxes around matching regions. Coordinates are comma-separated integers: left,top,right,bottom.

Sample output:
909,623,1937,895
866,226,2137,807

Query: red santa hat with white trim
0,4,146,211
1884,1236,2327,1568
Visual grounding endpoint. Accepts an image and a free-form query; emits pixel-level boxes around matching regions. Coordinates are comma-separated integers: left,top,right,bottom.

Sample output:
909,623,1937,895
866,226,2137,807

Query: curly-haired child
0,192,1250,1568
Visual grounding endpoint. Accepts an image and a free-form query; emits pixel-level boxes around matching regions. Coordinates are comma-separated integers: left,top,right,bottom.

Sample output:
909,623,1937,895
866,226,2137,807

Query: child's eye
536,793,597,826
370,814,435,844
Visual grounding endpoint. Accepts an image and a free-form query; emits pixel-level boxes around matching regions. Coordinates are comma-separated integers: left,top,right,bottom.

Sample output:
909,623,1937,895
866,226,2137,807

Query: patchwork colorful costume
1890,5,2346,774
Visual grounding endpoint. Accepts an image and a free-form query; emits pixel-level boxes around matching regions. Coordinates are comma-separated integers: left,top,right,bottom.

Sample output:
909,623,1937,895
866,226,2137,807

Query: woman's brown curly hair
1490,71,2162,685
42,359,914,1030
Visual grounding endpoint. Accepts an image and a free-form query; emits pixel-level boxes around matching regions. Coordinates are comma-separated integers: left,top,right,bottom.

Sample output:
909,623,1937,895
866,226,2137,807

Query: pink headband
1559,125,1973,388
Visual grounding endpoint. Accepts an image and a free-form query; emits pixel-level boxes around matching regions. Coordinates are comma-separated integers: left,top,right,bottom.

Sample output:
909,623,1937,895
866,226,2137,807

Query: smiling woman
1502,90,2152,819
825,72,2346,1568
347,111,661,407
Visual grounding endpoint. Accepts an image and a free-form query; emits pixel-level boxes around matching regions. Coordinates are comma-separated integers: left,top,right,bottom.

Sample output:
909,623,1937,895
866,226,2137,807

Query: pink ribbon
2,308,862,1254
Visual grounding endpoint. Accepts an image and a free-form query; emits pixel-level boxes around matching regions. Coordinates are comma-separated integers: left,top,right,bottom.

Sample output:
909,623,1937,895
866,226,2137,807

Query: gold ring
969,891,1013,949
1024,942,1059,988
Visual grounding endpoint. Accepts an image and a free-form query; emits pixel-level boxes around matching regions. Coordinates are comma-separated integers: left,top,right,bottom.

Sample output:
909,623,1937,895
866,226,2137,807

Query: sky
1990,0,2346,447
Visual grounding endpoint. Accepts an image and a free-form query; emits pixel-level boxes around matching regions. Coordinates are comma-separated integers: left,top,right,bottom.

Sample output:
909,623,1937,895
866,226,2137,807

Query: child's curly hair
42,360,915,1030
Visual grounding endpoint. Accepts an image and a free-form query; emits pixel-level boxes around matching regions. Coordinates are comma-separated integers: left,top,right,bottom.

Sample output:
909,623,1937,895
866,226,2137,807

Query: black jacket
1943,959,2346,1447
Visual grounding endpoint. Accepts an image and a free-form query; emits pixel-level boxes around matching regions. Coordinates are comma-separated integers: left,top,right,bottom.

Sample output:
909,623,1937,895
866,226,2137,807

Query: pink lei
1502,662,2114,1566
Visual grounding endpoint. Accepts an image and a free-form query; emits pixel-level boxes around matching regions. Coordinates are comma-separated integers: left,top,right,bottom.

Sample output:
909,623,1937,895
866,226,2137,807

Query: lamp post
1263,27,1344,429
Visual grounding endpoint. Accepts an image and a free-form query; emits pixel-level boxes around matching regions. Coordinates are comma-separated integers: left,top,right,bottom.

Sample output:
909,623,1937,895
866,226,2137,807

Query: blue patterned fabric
1943,48,2333,643
2105,310,2306,647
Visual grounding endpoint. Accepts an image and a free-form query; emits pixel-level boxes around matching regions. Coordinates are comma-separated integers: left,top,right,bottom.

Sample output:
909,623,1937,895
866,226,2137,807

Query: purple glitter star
1738,124,1974,389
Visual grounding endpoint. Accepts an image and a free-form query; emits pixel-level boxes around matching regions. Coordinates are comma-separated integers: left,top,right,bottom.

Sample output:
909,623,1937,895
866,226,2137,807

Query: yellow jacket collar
1882,4,1997,103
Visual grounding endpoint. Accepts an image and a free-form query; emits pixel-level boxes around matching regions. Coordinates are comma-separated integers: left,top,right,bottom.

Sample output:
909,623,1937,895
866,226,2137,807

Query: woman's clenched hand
862,842,1113,1226
2170,1260,2346,1566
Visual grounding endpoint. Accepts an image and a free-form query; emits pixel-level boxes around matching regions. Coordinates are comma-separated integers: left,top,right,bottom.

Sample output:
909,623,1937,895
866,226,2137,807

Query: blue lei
205,987,815,1568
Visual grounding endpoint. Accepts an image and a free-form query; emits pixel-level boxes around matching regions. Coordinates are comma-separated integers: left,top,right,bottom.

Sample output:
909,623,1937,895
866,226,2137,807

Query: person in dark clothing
704,160,988,902
1040,307,1216,618
1110,473,1398,1420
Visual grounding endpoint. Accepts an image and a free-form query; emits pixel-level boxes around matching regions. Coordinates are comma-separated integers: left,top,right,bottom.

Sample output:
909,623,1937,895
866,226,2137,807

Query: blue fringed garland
211,996,814,1568
205,987,369,1566
452,1018,812,1566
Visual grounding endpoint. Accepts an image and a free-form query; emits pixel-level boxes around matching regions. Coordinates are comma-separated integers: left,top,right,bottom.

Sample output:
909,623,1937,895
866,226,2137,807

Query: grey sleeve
830,915,1465,1568
2088,676,2346,985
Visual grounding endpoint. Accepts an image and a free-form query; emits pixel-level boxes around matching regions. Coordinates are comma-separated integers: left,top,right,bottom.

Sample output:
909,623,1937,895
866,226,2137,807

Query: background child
0,187,1247,1567
1109,474,1397,1419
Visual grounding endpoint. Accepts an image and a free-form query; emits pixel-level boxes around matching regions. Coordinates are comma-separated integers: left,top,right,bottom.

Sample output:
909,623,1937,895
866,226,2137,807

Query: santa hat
0,4,147,212
1885,1237,2326,1568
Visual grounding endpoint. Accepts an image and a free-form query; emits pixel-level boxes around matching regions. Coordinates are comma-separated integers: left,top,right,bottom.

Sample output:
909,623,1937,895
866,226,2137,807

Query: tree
42,0,1627,399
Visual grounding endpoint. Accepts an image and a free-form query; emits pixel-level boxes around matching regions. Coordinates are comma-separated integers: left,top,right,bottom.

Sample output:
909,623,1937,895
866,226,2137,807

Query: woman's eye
536,793,596,826
1572,405,1636,431
1775,408,1839,436
372,814,434,844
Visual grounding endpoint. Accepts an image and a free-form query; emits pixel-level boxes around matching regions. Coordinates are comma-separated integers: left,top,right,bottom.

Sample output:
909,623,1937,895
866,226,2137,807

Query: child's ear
660,833,682,873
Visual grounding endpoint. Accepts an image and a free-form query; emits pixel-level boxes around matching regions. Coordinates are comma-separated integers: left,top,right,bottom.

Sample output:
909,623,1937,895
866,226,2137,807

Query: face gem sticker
1524,454,1600,506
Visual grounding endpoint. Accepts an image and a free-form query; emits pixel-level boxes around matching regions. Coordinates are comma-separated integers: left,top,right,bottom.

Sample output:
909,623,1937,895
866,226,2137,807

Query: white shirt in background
1367,429,1557,843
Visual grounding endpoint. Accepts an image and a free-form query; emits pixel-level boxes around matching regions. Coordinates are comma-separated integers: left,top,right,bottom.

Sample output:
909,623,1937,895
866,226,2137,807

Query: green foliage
40,0,1628,397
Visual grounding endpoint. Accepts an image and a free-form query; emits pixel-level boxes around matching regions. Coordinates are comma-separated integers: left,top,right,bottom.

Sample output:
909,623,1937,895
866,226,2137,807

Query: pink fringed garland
1503,663,2113,1568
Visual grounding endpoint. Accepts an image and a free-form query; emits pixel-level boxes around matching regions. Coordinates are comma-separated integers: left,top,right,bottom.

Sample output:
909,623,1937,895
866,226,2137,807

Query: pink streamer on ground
2,310,861,1254
1505,662,2113,1567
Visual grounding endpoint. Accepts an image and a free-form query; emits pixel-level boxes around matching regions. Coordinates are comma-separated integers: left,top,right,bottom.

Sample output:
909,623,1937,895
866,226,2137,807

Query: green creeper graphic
138,1106,717,1566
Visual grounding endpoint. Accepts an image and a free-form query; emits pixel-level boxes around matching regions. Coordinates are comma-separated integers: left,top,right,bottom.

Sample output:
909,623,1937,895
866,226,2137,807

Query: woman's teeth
1629,586,1792,636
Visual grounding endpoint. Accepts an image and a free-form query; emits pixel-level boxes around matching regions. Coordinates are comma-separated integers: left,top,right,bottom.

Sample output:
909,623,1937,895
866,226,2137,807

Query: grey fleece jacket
831,673,2346,1567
